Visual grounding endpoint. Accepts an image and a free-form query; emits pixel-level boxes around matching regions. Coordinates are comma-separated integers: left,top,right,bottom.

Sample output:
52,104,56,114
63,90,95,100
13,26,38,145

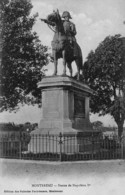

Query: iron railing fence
0,132,125,161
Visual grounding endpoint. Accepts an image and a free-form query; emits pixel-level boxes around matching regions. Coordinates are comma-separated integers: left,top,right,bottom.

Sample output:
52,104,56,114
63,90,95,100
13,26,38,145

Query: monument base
38,76,93,134
28,76,100,154
28,130,100,154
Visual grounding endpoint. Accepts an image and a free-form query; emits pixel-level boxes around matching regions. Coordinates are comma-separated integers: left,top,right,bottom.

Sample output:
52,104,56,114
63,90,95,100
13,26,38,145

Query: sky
0,0,125,126
31,0,125,75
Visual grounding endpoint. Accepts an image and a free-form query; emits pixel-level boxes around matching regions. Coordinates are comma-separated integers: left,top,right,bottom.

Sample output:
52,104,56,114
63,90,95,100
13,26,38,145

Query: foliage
0,122,37,132
84,34,125,137
92,121,103,131
0,0,49,112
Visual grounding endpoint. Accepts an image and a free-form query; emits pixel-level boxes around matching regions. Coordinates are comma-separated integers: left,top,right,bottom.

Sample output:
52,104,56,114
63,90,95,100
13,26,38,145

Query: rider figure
44,10,78,57
41,10,82,78
62,11,77,56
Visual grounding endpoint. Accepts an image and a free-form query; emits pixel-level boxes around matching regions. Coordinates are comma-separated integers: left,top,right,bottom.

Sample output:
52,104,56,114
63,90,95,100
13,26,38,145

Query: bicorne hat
62,11,72,19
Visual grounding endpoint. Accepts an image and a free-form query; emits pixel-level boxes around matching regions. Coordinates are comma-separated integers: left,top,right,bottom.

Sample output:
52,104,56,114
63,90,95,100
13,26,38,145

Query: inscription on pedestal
74,95,85,118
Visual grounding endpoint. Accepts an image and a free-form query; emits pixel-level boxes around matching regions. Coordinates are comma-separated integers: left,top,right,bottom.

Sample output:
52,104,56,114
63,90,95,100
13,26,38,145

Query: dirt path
0,159,125,195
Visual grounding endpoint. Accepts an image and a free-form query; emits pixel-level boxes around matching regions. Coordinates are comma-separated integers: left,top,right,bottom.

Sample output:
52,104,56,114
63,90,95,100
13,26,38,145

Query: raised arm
40,19,55,26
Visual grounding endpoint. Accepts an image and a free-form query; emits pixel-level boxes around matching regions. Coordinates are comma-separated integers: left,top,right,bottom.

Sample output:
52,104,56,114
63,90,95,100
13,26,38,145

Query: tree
84,34,125,137
0,0,49,112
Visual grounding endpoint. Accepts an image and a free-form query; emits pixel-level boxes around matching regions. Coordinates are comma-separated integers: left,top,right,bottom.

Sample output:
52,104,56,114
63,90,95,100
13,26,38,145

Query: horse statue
41,10,84,80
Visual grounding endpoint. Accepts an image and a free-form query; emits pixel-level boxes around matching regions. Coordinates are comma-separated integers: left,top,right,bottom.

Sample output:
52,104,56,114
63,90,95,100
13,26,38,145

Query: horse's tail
76,43,83,63
77,44,84,72
76,43,85,79
79,55,83,70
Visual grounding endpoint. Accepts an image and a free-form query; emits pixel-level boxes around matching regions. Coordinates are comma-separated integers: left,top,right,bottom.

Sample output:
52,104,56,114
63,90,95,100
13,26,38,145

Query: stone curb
0,158,125,165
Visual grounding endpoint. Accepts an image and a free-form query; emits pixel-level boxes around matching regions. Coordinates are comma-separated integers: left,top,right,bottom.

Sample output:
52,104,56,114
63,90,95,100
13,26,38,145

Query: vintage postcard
0,0,125,194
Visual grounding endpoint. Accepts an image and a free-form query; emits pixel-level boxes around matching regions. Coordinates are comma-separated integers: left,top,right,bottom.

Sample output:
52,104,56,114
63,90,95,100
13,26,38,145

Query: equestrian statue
41,10,84,80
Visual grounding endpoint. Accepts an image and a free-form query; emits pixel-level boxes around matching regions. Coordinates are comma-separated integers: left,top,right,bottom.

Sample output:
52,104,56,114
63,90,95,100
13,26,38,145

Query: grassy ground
0,159,125,195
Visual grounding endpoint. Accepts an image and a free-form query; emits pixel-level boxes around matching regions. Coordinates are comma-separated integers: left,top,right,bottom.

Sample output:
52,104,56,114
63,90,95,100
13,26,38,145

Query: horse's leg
62,50,66,75
53,51,58,76
67,62,72,77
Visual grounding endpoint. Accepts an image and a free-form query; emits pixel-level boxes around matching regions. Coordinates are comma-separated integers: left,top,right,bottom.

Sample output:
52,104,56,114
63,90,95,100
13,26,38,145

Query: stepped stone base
28,76,100,154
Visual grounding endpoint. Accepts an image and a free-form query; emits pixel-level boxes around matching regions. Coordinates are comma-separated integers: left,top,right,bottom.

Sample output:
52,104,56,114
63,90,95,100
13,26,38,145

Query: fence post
19,131,22,159
121,135,125,159
91,133,94,160
59,133,63,161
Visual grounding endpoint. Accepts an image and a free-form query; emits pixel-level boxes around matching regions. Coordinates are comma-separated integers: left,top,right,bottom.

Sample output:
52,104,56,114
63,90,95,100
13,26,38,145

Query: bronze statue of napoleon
41,10,84,80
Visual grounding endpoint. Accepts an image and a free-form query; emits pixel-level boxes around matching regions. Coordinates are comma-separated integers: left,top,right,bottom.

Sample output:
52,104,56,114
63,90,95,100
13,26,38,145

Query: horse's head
47,10,61,24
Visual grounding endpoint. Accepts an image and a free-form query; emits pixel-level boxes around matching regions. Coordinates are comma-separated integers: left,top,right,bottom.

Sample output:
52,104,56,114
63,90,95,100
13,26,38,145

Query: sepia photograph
0,0,125,194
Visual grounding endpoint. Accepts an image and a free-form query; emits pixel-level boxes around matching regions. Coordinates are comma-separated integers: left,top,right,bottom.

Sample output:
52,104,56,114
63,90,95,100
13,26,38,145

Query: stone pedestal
28,76,101,154
37,76,93,134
